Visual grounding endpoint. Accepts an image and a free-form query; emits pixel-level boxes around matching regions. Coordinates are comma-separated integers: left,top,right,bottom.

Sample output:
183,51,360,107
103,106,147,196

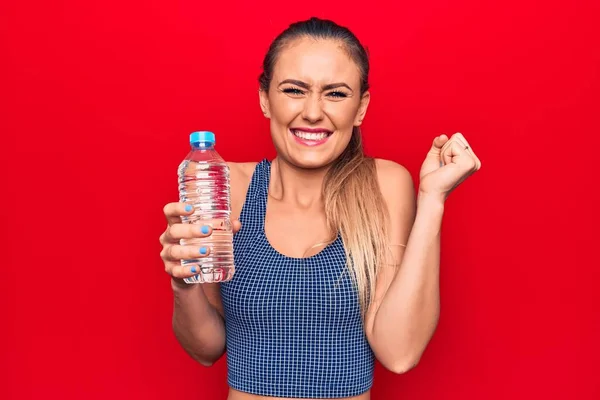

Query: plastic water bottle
178,131,235,283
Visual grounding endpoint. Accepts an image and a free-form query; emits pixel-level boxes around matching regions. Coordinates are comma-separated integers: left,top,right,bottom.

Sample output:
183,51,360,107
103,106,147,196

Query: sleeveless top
219,159,375,399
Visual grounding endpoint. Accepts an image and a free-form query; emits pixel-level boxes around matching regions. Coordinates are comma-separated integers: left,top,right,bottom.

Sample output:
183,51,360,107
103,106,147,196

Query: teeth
292,130,329,140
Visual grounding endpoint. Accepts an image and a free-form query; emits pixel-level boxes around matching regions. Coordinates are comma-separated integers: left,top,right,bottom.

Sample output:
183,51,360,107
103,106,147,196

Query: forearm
372,193,443,370
171,279,226,366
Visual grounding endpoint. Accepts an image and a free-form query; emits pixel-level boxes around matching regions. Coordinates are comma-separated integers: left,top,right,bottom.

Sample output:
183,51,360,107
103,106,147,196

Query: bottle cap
190,131,215,145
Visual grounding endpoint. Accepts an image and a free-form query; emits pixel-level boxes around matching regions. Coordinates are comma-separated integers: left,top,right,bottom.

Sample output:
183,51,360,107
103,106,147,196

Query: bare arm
171,281,226,366
365,134,480,373
364,159,441,373
162,161,256,366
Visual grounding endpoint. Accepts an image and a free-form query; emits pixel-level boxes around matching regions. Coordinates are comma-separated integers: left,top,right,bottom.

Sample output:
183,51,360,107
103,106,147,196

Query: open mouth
290,128,333,146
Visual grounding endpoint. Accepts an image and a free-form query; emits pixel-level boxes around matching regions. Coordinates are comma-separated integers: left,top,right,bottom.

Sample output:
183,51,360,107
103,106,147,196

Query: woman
160,17,481,400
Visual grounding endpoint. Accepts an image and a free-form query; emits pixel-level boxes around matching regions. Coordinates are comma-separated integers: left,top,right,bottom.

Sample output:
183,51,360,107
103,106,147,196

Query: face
259,37,370,169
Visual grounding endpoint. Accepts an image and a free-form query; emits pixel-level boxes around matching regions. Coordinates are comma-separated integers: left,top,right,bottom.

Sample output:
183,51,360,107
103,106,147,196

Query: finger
429,136,449,168
451,133,482,169
167,261,202,280
162,223,213,244
440,133,461,153
441,133,481,171
441,141,456,166
439,135,460,166
444,141,478,171
429,134,449,153
161,244,211,262
163,202,195,226
452,132,475,148
232,219,242,234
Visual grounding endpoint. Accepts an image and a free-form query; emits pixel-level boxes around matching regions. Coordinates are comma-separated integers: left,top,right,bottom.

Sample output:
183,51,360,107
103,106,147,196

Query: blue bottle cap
190,131,215,145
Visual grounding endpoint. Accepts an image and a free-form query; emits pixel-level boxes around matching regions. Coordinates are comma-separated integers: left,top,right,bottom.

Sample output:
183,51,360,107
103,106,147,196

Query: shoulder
374,158,412,179
372,158,416,235
228,161,261,190
228,161,259,180
227,161,260,218
373,158,415,201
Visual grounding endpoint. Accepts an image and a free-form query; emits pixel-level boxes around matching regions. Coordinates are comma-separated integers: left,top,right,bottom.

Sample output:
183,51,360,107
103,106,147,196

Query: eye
327,91,348,98
282,87,305,96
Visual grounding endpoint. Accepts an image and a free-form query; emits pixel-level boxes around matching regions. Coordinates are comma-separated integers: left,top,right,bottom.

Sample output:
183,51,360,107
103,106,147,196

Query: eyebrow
278,79,353,91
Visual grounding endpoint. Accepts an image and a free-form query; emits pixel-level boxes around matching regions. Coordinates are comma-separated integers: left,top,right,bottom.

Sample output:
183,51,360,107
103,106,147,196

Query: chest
221,238,361,329
264,199,333,259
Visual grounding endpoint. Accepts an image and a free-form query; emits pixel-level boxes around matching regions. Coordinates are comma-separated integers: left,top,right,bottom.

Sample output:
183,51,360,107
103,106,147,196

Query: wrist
171,277,194,291
417,190,446,209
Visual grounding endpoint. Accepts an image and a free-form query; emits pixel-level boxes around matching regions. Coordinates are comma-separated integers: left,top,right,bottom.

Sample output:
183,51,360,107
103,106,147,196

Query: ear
354,91,370,126
259,89,271,119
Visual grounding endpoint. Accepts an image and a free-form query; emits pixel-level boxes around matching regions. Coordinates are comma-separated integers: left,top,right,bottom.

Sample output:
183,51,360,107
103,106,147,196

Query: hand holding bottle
160,202,241,283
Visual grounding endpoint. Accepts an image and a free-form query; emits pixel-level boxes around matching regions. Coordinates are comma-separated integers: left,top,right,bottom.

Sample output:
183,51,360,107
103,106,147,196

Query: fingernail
191,267,197,273
201,225,210,234
185,204,193,212
200,247,207,255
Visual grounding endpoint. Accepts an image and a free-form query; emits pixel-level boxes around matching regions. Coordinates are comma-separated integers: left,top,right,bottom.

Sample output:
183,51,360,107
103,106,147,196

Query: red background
2,0,599,399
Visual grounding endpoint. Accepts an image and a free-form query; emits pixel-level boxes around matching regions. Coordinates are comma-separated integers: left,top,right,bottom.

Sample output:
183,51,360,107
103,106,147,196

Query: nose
301,93,324,123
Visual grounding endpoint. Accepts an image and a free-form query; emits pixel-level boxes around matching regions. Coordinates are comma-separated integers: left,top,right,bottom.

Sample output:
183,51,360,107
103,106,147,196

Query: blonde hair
323,127,390,317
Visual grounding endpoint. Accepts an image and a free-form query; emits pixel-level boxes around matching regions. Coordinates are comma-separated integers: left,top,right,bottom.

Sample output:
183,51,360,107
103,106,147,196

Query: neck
269,157,331,209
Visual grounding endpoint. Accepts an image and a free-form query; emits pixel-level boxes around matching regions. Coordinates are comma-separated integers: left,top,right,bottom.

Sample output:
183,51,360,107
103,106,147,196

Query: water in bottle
178,131,235,283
